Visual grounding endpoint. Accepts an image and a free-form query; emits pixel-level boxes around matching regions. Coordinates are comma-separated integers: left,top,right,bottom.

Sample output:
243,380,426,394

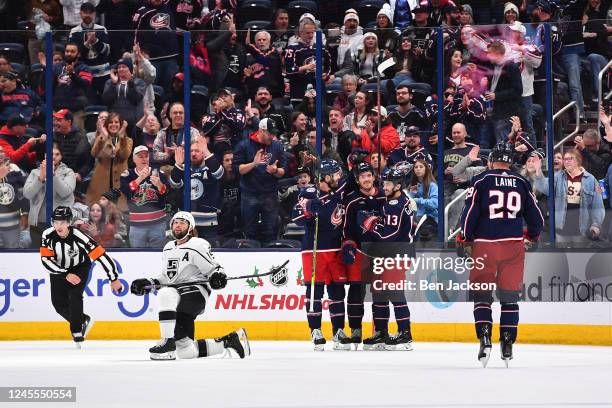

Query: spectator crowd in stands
0,0,610,249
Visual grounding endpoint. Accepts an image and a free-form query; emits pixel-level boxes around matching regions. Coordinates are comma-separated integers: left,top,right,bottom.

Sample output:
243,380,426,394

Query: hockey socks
373,302,390,332
347,283,364,330
392,302,411,332
327,283,346,332
159,310,177,338
305,284,324,329
473,302,493,339
500,302,519,342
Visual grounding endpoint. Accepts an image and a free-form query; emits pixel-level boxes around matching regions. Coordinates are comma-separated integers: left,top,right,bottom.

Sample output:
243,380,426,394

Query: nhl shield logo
270,265,288,287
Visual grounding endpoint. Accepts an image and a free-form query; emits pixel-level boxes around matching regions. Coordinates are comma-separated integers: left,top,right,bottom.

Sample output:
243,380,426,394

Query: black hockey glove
209,271,228,290
305,198,322,214
341,240,357,265
455,234,472,258
130,278,158,296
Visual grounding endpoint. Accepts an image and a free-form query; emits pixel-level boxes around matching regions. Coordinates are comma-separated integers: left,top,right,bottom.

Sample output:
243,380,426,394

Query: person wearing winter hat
460,4,474,25
287,13,327,47
102,59,147,128
376,3,399,56
503,2,520,23
336,9,363,69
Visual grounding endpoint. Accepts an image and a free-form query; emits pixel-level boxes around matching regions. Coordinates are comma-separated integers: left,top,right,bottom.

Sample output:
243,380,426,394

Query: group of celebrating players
291,140,543,367
38,141,542,367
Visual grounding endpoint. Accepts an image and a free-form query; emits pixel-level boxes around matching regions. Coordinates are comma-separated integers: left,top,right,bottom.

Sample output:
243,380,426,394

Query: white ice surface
1,341,612,408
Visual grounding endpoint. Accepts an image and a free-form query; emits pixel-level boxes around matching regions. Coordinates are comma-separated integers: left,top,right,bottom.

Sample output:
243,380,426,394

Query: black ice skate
332,328,351,351
311,329,326,351
82,315,94,339
478,326,492,368
218,328,251,358
363,330,389,351
385,330,413,351
149,338,176,360
500,331,513,367
349,328,362,350
72,333,84,349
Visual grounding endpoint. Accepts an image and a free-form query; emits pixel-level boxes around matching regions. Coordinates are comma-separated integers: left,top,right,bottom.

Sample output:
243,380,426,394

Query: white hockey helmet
170,211,195,238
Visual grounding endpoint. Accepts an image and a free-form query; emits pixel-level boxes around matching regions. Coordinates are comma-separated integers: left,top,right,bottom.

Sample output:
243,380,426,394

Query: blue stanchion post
315,30,323,156
436,27,445,243
45,32,54,226
183,32,191,212
544,24,555,245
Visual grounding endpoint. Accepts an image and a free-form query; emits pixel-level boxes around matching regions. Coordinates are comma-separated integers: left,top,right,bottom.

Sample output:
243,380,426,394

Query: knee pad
157,287,181,312
327,283,345,301
176,337,198,359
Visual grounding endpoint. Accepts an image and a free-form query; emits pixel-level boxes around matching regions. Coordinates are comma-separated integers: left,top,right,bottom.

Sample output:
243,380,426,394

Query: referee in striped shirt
40,206,122,347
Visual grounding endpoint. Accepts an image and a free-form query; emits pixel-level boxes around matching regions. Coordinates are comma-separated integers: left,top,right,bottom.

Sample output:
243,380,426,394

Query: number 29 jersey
460,169,544,242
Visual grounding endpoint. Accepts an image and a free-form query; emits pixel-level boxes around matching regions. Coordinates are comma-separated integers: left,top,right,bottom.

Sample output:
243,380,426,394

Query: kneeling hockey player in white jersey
130,211,250,360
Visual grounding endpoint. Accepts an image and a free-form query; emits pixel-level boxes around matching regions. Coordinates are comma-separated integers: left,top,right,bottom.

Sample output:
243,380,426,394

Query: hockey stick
309,159,322,313
413,214,428,236
149,260,290,288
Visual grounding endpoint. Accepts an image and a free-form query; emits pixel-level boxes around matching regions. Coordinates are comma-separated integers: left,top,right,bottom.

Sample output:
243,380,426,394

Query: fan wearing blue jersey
458,142,544,367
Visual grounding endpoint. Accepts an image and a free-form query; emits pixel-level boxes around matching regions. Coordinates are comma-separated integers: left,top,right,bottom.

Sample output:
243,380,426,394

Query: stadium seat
191,85,209,121
222,239,262,249
0,43,26,64
407,82,433,108
243,20,272,31
10,62,26,82
238,0,273,27
287,0,318,26
153,85,165,114
84,105,108,133
325,82,342,105
360,82,386,95
264,239,302,248
356,0,385,27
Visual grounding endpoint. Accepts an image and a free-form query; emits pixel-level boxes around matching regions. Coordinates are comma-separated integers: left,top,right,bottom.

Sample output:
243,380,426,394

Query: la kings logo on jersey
269,264,288,287
166,259,179,280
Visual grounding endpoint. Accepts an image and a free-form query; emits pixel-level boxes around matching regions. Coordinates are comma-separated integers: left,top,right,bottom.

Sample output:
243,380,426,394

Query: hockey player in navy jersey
292,160,352,351
342,161,386,348
458,142,544,367
358,168,415,350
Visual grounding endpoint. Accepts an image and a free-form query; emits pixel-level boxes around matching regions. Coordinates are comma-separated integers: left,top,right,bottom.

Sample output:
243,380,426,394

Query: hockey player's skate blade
236,328,251,358
503,358,509,368
314,344,324,351
150,351,176,360
386,342,413,351
82,315,94,339
363,343,386,351
479,347,491,368
332,329,351,351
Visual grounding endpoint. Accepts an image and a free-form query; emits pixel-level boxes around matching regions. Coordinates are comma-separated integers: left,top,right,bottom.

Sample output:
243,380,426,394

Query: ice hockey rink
1,340,612,408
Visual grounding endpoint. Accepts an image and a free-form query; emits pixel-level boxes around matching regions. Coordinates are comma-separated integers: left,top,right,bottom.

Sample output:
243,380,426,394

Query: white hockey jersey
156,237,223,286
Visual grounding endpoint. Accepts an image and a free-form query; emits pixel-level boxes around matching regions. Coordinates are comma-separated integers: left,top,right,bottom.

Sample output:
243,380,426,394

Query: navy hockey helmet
382,167,408,189
319,159,341,177
489,142,514,164
352,161,374,180
51,206,73,223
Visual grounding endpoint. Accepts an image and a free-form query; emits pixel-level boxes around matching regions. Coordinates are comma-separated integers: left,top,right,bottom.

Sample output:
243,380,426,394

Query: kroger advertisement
1,251,612,325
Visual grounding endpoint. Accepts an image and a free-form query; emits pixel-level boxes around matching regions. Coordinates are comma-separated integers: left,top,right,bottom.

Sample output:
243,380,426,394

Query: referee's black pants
50,264,90,335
